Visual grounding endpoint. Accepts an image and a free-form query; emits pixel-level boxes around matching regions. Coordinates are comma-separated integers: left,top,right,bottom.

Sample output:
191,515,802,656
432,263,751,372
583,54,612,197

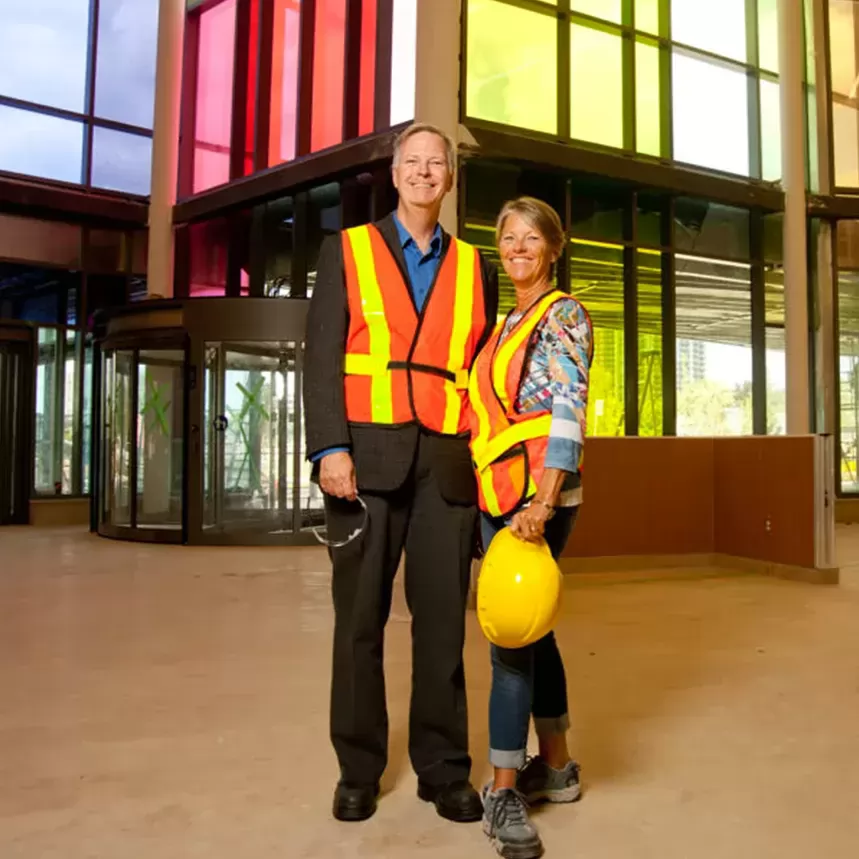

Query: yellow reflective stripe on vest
492,291,564,412
473,414,553,473
442,239,477,434
347,226,393,423
344,353,388,376
468,319,505,455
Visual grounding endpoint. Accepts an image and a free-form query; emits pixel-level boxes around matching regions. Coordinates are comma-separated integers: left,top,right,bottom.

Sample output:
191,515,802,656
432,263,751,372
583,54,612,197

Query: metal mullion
72,331,85,494
83,0,100,186
623,0,636,153
374,0,393,131
624,195,639,435
129,349,139,528
292,192,309,298
746,0,762,180
817,0,835,194
230,0,252,181
292,343,304,534
750,210,767,434
254,0,274,172
296,0,317,157
0,95,90,125
178,10,201,198
658,0,672,160
662,196,676,436
343,0,363,142
558,1,571,140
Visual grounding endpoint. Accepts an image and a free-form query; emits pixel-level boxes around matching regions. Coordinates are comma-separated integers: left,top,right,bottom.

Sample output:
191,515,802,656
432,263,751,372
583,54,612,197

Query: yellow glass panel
636,40,661,157
638,249,662,437
572,0,621,24
635,0,659,34
570,24,623,149
466,0,557,135
758,0,779,73
570,240,625,437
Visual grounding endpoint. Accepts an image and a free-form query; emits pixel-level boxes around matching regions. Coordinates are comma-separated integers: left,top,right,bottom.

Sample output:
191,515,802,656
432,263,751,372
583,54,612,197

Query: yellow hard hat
477,527,563,649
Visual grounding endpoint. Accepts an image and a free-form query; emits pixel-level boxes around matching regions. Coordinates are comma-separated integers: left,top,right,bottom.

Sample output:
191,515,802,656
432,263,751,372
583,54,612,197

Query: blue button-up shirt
310,218,443,462
393,213,443,312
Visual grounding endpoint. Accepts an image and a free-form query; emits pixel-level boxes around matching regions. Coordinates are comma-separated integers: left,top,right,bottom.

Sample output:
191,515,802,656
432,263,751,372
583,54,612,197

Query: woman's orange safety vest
341,224,486,435
468,290,568,517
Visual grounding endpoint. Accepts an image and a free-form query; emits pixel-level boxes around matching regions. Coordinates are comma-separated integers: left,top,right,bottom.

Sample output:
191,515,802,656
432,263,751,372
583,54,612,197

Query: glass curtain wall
182,0,418,195
0,0,158,194
462,161,779,438
464,0,792,182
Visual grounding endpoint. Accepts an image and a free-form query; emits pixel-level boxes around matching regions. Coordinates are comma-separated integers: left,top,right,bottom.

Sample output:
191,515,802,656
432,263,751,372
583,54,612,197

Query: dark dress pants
324,436,477,787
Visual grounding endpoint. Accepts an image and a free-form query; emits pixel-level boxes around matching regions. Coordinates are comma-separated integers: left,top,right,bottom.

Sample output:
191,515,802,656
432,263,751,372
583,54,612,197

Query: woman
468,197,592,859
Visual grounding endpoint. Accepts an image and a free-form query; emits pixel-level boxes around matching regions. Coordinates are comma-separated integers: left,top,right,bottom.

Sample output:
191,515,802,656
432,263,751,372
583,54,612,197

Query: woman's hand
509,502,553,543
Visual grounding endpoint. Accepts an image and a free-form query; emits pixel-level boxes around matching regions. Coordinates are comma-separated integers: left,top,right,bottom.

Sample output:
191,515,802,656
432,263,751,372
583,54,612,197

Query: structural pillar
779,0,811,434
146,0,186,298
414,0,461,235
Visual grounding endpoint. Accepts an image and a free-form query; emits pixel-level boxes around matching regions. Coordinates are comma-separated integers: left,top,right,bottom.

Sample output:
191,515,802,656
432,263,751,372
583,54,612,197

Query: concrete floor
2,527,859,859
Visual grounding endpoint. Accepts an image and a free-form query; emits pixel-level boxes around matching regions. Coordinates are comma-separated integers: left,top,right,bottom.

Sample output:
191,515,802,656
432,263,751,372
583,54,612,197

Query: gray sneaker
517,756,582,804
481,784,544,859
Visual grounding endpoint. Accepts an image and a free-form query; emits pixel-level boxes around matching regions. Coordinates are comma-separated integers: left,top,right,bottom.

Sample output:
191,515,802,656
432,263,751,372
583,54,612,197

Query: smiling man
303,124,498,823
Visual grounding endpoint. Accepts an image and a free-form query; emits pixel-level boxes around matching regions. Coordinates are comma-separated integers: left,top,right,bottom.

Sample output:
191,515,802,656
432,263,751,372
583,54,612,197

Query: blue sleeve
309,446,350,463
540,300,592,473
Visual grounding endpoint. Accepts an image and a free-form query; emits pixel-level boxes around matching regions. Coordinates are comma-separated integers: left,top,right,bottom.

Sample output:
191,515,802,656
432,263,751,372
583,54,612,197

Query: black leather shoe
417,780,483,822
332,781,380,822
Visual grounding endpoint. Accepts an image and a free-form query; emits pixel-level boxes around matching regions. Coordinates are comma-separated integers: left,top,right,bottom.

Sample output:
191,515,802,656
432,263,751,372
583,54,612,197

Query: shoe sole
417,784,482,822
482,818,544,859
333,805,376,822
523,783,582,805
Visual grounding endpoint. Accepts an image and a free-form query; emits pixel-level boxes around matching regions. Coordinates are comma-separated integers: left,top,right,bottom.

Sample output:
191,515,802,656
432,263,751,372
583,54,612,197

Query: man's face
391,131,453,210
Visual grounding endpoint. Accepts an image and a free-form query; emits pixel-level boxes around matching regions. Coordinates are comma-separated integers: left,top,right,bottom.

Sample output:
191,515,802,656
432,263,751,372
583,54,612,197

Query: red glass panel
359,0,377,136
193,0,237,193
189,219,228,297
243,0,260,176
311,0,347,152
269,0,302,166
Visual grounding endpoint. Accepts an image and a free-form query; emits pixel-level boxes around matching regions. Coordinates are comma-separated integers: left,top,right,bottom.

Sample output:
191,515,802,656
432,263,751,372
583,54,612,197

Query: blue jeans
481,507,577,769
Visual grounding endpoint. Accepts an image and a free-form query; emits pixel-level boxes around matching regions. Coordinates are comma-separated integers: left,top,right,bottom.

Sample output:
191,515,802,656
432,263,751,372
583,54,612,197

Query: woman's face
497,212,556,287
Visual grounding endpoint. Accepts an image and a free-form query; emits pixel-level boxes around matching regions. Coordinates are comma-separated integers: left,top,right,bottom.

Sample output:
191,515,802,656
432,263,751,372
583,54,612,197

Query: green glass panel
672,0,747,62
803,0,815,84
571,24,623,149
807,85,819,192
635,0,659,34
636,40,661,157
638,250,663,436
572,0,621,25
466,0,558,135
758,0,779,73
760,78,782,182
570,240,624,436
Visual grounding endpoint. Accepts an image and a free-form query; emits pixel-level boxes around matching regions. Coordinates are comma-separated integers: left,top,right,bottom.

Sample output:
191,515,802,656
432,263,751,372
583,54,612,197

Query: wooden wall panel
564,438,716,558
713,437,816,568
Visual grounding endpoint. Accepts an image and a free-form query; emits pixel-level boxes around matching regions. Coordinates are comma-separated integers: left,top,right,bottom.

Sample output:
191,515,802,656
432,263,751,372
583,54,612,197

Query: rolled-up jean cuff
534,715,570,737
489,747,527,769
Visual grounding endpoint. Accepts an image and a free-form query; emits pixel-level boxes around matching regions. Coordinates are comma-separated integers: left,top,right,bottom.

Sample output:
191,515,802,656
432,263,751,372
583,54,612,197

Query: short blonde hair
392,123,456,173
495,197,565,260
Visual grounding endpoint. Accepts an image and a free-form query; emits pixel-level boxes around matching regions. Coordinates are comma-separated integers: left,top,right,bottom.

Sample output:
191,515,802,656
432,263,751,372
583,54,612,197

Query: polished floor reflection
2,527,859,858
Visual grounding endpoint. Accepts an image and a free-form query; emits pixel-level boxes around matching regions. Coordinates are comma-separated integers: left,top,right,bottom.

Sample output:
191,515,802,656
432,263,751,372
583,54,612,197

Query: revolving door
95,299,323,544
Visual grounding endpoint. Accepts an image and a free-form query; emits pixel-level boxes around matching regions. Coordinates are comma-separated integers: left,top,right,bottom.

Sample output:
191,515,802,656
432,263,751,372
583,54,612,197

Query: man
303,123,498,824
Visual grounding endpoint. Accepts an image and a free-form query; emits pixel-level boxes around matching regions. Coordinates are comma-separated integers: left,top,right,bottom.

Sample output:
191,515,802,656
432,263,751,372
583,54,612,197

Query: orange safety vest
468,290,571,517
341,223,486,435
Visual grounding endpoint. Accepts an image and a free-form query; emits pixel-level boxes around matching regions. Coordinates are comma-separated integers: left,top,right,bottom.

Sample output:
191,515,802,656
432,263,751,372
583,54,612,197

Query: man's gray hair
392,123,456,173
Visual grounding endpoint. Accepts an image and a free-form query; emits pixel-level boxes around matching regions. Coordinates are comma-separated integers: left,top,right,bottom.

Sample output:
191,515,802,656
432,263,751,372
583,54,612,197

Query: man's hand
319,451,357,501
